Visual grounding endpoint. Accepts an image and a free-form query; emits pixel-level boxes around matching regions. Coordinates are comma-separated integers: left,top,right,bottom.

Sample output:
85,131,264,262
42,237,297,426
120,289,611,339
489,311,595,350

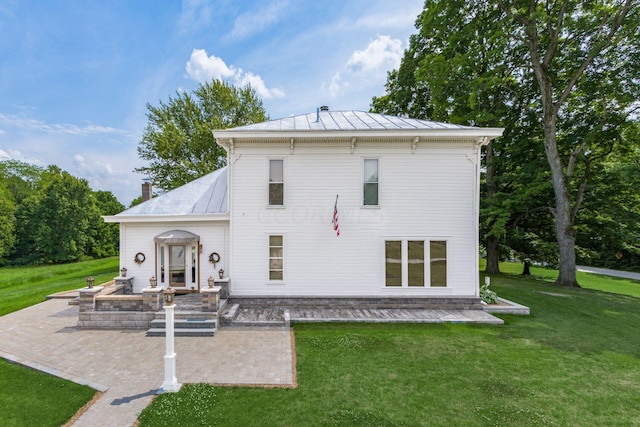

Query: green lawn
0,257,118,316
0,258,117,426
139,269,640,426
481,259,640,298
0,358,96,427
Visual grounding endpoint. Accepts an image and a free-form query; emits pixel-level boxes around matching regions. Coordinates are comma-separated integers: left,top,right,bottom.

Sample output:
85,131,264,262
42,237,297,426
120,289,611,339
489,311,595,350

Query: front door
169,245,186,287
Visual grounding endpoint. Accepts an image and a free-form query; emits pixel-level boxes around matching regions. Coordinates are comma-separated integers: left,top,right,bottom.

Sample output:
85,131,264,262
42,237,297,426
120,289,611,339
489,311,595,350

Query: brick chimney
142,180,152,202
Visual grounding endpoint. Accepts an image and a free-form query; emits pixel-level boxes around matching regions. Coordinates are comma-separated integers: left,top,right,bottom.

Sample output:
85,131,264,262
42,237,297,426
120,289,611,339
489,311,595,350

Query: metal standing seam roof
116,167,228,216
220,110,476,132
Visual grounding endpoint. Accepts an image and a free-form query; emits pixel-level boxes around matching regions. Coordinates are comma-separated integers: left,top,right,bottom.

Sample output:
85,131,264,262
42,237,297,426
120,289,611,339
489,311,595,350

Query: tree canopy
135,80,269,192
0,160,123,265
373,0,640,280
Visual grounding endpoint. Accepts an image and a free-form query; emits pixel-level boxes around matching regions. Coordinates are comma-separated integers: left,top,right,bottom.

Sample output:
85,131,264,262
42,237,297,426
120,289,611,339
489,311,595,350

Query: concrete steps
146,318,217,337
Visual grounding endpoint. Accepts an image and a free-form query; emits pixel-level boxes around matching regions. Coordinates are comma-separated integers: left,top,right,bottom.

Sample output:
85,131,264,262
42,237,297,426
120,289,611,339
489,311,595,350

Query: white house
105,109,503,305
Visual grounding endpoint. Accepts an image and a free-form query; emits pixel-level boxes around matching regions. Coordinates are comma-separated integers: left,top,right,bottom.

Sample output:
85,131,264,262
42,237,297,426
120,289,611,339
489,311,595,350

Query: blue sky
0,0,424,204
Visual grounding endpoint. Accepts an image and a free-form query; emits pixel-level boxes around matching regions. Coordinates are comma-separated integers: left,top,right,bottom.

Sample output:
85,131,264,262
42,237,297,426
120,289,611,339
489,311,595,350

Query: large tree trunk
543,117,580,287
485,235,501,274
484,141,501,274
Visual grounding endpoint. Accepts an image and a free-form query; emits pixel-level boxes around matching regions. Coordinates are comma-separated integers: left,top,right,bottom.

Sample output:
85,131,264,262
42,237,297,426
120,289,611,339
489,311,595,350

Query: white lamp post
161,286,181,392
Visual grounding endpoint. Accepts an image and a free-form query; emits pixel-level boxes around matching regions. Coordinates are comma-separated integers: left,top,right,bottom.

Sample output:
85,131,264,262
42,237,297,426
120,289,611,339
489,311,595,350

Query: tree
372,0,545,274
576,124,640,269
136,80,269,191
13,166,101,264
497,0,639,286
0,160,43,203
91,190,124,258
374,0,640,284
0,182,15,262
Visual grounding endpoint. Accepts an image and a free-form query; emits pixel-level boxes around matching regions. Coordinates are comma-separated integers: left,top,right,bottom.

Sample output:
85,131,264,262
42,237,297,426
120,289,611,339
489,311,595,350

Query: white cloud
74,153,85,162
185,49,236,82
228,1,288,40
328,72,349,98
0,148,46,166
346,35,404,74
177,0,214,33
322,35,404,101
0,113,127,136
236,71,285,99
185,49,285,100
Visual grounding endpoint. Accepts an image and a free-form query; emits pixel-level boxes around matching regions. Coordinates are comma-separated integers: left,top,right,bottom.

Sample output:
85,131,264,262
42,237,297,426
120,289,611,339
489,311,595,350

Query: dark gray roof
117,167,228,216
224,110,475,132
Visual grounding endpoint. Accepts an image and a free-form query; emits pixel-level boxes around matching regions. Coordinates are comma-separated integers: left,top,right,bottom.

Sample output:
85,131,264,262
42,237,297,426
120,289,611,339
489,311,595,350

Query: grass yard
0,258,117,426
481,259,640,298
140,268,640,426
0,358,96,427
0,257,118,316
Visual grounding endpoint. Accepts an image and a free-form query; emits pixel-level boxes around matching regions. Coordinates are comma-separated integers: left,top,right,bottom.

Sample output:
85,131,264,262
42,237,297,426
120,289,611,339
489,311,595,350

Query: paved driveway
577,266,640,281
0,299,294,427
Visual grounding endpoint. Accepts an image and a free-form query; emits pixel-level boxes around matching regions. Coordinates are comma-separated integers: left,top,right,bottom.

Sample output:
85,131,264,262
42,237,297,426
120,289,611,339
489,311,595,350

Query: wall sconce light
149,276,157,288
218,269,224,279
120,267,128,277
208,276,214,288
163,286,175,306
86,276,95,289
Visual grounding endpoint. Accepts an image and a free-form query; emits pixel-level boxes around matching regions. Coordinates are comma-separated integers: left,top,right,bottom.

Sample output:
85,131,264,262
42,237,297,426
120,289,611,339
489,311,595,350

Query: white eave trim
103,213,230,224
214,127,505,142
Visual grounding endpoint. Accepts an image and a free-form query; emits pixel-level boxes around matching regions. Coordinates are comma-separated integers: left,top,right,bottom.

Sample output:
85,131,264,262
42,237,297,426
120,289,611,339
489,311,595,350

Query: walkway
0,299,294,427
577,266,640,281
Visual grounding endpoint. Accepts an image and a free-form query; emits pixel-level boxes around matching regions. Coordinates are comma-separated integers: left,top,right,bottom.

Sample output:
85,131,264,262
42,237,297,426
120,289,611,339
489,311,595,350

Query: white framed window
430,240,447,287
269,159,284,206
384,239,447,287
268,235,284,281
363,158,379,206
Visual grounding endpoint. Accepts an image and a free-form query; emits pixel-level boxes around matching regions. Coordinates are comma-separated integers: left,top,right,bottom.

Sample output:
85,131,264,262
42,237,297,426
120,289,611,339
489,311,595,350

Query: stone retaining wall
78,311,157,329
228,296,483,310
95,295,143,312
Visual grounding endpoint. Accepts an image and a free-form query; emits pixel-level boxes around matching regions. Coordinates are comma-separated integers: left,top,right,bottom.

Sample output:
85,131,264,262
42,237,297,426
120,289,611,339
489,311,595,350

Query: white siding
119,222,229,293
229,141,479,297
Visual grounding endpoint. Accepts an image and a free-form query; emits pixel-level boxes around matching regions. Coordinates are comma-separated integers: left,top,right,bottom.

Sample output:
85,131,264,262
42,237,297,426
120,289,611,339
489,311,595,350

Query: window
385,241,402,286
269,159,284,206
408,241,425,287
385,239,447,287
363,159,378,206
269,235,284,281
430,241,447,287
159,246,165,283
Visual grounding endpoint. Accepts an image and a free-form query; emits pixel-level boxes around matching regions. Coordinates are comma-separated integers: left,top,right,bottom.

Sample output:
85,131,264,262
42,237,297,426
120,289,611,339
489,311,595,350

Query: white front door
159,243,200,290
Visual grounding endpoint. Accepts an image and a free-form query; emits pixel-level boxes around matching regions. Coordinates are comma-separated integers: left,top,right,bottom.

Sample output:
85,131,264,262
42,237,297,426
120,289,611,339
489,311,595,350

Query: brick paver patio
0,299,294,427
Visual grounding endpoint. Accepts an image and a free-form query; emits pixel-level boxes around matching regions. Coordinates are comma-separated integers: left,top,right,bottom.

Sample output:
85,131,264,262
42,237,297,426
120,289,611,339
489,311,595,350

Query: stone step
146,318,217,337
228,320,287,327
154,311,216,321
220,303,240,326
146,327,215,337
150,319,217,329
227,296,483,311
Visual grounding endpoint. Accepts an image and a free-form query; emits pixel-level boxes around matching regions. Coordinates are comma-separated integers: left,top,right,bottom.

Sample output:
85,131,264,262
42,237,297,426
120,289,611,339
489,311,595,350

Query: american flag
332,195,340,237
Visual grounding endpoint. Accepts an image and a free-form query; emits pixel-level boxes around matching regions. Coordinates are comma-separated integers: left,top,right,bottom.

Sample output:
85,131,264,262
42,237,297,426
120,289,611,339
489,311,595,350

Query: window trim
268,158,285,207
383,238,448,288
362,157,379,207
267,234,285,284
